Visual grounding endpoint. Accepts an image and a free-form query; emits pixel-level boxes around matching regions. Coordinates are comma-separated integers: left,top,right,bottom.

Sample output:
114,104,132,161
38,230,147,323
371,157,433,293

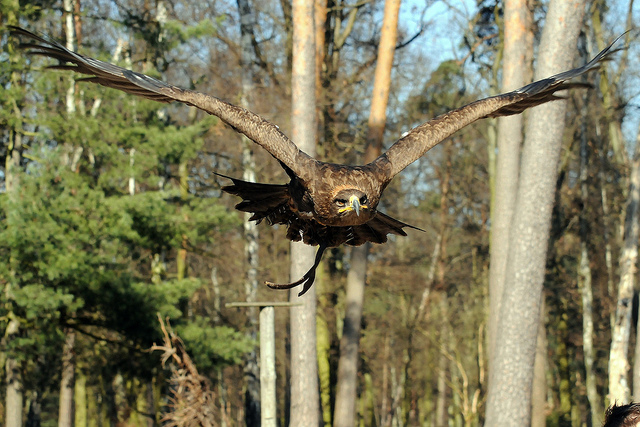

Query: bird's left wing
9,26,315,178
375,34,623,179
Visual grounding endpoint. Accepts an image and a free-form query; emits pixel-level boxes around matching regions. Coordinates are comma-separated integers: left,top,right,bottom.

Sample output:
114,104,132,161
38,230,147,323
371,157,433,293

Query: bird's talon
265,272,315,296
265,279,304,290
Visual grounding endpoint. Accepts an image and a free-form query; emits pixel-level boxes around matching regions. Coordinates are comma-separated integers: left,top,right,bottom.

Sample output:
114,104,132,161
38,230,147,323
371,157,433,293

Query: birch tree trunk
530,301,548,427
4,5,24,425
609,127,640,404
333,1,400,426
5,317,23,427
579,74,602,425
485,1,586,423
289,1,320,424
4,4,24,425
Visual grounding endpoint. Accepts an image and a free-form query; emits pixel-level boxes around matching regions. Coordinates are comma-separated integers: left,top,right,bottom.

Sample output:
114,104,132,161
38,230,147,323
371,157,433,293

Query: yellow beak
339,195,365,216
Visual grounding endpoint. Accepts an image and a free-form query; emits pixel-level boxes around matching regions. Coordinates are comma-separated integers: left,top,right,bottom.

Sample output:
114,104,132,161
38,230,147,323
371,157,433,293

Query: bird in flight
11,26,621,296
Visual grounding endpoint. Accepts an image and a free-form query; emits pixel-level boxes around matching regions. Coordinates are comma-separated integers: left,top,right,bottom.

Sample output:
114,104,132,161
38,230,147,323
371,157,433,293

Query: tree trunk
236,0,261,424
314,8,333,420
289,246,320,426
4,6,24,427
361,0,401,164
380,334,391,427
633,279,640,400
333,2,400,425
58,330,76,427
75,369,88,427
334,243,368,427
591,1,628,166
289,0,320,425
26,391,42,427
435,321,448,427
5,317,23,427
59,6,78,425
557,303,572,424
609,126,640,404
579,77,602,425
314,0,327,111
316,286,332,427
488,0,529,369
64,0,76,116
530,302,548,427
485,1,586,423
599,150,616,332
177,160,189,285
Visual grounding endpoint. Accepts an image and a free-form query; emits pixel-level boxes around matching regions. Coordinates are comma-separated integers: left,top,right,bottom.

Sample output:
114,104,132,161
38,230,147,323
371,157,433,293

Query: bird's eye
360,196,368,204
334,198,347,207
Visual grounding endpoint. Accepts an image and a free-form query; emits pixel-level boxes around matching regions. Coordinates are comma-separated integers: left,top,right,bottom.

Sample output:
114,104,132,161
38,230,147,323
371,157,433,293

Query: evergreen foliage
1,6,249,422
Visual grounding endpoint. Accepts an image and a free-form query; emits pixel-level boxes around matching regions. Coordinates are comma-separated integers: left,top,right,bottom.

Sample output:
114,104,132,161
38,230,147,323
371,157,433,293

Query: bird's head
329,188,372,225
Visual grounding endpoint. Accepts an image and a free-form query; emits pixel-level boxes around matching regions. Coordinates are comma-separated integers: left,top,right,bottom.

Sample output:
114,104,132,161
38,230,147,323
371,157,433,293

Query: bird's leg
266,245,327,296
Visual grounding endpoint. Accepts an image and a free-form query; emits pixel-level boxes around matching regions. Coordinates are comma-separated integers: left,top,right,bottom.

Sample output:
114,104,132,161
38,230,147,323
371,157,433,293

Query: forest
1,0,639,426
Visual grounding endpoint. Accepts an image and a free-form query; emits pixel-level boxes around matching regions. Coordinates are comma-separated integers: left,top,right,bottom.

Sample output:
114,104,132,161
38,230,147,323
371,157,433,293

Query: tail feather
216,173,290,222
348,212,423,246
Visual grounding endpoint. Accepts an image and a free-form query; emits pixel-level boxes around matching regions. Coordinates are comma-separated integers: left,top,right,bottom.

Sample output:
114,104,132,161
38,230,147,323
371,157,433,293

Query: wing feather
375,33,624,179
9,26,315,179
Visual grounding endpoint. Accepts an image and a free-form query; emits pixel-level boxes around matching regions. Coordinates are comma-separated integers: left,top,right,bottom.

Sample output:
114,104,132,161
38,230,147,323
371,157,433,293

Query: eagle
10,26,620,295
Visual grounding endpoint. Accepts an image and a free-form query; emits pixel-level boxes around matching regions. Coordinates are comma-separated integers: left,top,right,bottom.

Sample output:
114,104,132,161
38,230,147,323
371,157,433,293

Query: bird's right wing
375,34,623,179
10,26,315,178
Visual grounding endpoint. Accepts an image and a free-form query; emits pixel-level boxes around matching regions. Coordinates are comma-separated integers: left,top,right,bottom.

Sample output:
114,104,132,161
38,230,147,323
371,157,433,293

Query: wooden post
260,306,276,426
226,301,302,426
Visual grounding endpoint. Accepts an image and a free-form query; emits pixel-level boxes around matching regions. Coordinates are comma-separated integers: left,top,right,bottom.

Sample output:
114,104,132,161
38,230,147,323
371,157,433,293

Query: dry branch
151,315,219,427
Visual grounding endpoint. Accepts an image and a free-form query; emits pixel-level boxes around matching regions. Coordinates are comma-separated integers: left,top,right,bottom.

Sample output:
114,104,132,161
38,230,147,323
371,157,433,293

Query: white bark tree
485,0,586,423
609,127,640,404
579,69,602,425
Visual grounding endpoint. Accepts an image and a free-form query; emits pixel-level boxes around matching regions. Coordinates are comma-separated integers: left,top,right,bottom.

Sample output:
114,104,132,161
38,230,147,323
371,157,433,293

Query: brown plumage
10,26,622,295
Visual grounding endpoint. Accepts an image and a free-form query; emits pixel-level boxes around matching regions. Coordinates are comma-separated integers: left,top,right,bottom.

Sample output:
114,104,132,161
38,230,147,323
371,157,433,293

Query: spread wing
9,26,315,179
375,34,623,179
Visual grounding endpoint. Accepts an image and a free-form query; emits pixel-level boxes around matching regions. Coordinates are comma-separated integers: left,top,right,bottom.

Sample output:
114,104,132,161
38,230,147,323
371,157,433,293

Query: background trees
0,0,638,425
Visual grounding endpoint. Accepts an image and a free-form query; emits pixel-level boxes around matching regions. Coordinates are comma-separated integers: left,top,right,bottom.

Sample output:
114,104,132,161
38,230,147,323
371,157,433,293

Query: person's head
603,403,640,427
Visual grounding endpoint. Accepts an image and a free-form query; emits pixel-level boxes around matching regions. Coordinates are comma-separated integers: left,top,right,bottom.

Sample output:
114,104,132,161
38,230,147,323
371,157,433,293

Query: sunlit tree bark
485,0,586,423
4,317,23,427
333,1,401,426
289,0,320,424
609,127,640,404
530,300,548,427
488,0,528,368
3,0,24,421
